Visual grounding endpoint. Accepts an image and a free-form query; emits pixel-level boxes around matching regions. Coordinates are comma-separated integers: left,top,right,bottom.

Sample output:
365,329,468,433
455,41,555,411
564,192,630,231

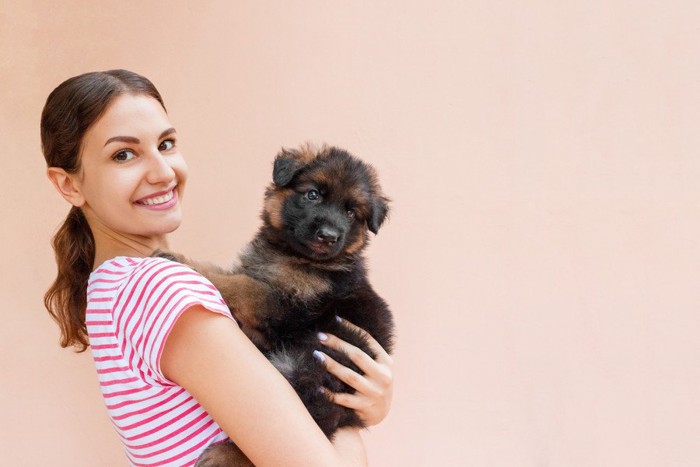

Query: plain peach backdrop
2,1,700,466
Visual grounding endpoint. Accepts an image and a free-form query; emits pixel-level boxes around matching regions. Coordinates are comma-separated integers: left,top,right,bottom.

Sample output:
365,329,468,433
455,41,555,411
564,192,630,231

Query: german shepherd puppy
161,145,394,466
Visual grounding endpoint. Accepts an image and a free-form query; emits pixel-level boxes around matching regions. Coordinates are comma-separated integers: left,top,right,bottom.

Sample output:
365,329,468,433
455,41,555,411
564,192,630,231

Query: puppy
162,144,394,466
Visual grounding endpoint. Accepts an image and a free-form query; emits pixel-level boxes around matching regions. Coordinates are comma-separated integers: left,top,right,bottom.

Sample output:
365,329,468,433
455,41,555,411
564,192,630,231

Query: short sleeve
112,257,233,386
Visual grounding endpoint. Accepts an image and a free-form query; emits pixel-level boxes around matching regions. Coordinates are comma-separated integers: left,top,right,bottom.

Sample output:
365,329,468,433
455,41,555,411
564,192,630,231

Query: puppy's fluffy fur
162,145,394,466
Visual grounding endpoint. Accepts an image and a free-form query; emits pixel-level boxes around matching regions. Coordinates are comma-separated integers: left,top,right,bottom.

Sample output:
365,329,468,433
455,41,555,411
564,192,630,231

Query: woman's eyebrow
104,135,139,147
103,128,176,147
160,127,176,139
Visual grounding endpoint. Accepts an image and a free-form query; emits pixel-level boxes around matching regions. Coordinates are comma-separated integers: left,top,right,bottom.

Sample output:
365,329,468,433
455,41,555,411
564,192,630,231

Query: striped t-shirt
86,256,234,466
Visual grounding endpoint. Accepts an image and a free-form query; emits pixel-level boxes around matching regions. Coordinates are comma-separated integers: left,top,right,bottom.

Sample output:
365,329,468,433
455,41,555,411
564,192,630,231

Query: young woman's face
76,94,188,241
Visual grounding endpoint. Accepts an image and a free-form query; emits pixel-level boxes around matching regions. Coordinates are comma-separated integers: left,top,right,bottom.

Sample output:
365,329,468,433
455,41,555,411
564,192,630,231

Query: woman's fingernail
313,350,326,362
335,315,342,323
317,332,328,341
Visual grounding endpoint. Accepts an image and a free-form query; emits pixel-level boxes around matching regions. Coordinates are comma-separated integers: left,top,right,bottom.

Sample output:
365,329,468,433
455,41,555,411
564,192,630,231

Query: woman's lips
134,187,178,210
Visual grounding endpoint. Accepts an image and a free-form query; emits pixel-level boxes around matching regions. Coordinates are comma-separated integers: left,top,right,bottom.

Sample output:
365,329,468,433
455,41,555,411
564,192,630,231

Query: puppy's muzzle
316,226,341,245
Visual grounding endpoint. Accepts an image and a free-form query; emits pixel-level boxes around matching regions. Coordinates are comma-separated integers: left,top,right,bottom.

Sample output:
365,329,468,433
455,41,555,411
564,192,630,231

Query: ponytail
44,207,95,352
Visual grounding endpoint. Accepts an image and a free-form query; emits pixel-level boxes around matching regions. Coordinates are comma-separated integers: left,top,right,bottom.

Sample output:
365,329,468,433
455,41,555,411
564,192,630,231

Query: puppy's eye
306,189,320,200
346,209,356,220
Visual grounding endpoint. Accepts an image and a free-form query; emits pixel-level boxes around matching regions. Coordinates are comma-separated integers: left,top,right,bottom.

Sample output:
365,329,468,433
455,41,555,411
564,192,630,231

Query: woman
42,69,393,466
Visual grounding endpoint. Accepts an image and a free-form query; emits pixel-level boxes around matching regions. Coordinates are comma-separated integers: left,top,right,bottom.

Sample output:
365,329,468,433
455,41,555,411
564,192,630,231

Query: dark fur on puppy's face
262,145,390,262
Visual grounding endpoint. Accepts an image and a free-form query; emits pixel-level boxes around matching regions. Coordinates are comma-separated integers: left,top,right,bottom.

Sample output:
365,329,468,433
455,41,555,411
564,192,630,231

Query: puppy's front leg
204,272,276,351
152,250,275,350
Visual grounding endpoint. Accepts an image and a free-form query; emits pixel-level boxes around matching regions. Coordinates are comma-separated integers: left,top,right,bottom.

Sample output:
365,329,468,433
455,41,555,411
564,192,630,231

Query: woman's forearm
331,427,368,467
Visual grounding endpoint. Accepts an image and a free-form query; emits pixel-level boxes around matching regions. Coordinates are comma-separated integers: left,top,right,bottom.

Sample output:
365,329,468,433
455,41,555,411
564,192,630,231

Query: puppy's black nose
316,227,340,244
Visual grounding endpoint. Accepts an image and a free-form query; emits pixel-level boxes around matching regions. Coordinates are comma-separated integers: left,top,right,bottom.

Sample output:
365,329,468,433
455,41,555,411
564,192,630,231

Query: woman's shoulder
88,255,217,294
88,255,230,325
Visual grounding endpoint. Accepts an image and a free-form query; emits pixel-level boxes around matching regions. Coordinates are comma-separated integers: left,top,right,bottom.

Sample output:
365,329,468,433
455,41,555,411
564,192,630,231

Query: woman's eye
306,189,320,200
112,149,136,162
159,139,175,151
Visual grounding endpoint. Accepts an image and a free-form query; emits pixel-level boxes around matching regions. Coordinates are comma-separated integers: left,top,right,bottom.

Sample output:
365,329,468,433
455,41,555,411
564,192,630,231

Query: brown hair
41,69,166,351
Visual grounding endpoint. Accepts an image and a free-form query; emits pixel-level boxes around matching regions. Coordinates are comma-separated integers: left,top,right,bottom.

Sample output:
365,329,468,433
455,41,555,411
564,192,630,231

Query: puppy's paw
152,249,186,264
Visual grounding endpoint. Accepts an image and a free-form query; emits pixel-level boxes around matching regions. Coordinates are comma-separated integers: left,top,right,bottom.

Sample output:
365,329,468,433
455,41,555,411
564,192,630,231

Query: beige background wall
2,1,699,466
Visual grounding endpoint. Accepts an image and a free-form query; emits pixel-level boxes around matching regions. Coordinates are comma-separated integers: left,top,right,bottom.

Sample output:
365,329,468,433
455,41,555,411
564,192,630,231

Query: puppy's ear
273,149,305,187
273,158,301,187
368,195,390,234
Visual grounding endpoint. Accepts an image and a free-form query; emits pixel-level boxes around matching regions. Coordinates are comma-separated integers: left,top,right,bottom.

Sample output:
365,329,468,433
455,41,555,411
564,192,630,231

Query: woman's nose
145,151,176,185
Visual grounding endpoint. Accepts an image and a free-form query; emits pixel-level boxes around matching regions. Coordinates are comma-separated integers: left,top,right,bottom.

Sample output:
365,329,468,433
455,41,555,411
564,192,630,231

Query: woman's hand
315,317,394,426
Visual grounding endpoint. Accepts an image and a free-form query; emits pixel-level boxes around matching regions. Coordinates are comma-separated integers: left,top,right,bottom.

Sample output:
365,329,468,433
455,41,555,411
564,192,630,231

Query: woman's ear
47,167,86,207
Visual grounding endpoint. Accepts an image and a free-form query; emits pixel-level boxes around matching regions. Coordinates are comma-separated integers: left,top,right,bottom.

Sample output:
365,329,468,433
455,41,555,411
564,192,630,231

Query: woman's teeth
138,190,174,206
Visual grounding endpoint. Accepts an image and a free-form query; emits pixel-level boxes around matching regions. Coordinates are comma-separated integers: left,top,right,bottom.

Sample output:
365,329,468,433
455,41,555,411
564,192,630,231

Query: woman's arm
161,306,366,467
331,426,368,465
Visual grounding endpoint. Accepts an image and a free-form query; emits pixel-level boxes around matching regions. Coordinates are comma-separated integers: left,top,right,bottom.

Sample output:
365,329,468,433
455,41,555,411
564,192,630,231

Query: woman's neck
90,223,169,270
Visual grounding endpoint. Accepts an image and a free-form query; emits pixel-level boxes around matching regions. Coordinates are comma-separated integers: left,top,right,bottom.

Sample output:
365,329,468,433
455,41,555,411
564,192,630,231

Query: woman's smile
134,185,178,210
